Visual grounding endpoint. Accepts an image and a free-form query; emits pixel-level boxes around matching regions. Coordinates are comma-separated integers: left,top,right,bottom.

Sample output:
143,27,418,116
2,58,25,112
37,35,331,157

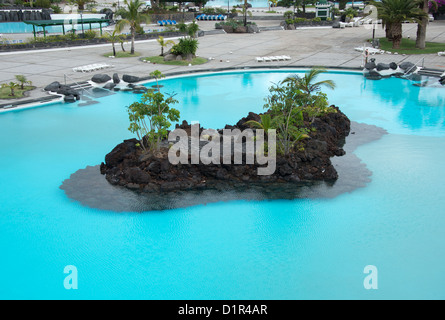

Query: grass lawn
0,86,35,99
103,52,141,58
141,56,208,66
378,37,445,54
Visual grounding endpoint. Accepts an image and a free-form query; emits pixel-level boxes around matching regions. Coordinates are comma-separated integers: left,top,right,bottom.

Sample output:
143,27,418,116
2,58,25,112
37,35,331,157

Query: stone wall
0,8,52,22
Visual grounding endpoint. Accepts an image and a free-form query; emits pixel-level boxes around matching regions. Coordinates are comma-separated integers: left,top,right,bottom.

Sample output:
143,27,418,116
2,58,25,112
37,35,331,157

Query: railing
63,73,92,97
405,57,425,74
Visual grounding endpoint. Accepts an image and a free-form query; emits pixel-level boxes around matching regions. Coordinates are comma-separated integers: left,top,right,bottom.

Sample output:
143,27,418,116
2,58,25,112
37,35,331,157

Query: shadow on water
60,122,387,213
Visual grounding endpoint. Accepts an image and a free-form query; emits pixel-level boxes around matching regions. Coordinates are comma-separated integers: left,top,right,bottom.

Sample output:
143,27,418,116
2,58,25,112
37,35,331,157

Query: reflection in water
363,76,445,132
242,73,254,87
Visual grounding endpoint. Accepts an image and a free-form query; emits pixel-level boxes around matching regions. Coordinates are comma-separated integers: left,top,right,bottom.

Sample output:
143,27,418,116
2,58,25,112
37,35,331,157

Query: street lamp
228,0,230,13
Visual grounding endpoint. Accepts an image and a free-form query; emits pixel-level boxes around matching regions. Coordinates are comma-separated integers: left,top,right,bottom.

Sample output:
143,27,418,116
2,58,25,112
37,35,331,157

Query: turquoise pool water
1,70,445,299
206,0,364,8
207,0,270,8
0,21,108,34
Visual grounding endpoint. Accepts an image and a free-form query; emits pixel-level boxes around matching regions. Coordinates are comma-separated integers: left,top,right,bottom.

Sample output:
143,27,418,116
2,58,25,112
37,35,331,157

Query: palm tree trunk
112,43,116,56
415,0,429,49
391,23,403,49
130,27,135,55
243,0,248,26
385,22,393,41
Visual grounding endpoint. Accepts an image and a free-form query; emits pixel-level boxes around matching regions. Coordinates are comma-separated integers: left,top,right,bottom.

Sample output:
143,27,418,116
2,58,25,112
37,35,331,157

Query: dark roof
23,18,109,27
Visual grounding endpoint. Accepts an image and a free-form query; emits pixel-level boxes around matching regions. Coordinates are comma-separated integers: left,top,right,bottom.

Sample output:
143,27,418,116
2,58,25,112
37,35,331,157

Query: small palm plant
245,114,276,155
15,75,32,90
177,21,200,39
157,36,175,56
245,114,274,132
106,30,127,56
2,82,19,97
282,68,336,95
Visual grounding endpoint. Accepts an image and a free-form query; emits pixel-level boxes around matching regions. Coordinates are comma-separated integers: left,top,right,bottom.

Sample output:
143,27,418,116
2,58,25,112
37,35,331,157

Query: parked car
429,14,434,22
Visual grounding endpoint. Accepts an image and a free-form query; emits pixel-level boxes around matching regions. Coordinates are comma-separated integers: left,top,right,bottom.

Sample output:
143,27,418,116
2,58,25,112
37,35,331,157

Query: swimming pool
0,21,108,34
0,70,444,299
207,0,270,8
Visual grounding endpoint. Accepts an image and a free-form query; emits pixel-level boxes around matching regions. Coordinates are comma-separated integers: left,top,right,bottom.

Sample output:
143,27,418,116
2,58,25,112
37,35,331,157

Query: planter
283,20,334,29
0,31,184,52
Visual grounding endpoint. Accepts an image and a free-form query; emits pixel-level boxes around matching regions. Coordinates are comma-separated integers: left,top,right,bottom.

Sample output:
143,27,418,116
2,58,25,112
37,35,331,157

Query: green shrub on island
127,70,180,152
252,68,337,155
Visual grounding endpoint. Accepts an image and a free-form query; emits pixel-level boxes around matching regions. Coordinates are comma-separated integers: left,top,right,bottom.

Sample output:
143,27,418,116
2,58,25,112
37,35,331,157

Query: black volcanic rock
100,107,351,193
364,60,377,70
123,74,140,83
44,81,61,92
92,74,111,84
389,62,398,70
113,73,120,84
376,63,390,71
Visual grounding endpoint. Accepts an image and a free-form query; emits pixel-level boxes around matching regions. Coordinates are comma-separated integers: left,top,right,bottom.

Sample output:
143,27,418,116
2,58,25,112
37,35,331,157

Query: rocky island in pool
60,69,387,211
100,107,350,193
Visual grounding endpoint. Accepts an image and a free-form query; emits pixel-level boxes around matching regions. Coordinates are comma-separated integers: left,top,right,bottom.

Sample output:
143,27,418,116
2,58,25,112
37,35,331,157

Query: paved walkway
1,19,444,104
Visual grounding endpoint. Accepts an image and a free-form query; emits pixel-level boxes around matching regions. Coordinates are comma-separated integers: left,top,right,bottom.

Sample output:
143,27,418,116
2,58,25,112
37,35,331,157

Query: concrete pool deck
0,18,444,106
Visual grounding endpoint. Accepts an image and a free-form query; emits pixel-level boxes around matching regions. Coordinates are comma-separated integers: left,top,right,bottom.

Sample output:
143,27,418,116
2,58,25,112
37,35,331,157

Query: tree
173,22,200,59
127,71,180,152
415,0,437,49
68,0,95,11
373,0,426,49
14,75,32,90
268,0,278,11
177,21,199,38
263,82,308,155
282,68,336,95
1,82,19,97
262,68,337,155
157,36,175,56
115,0,151,55
105,30,127,56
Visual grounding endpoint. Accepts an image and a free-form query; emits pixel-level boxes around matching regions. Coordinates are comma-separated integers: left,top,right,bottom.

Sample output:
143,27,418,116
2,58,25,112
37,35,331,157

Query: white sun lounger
354,47,385,55
73,63,113,73
256,57,264,62
438,52,445,56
